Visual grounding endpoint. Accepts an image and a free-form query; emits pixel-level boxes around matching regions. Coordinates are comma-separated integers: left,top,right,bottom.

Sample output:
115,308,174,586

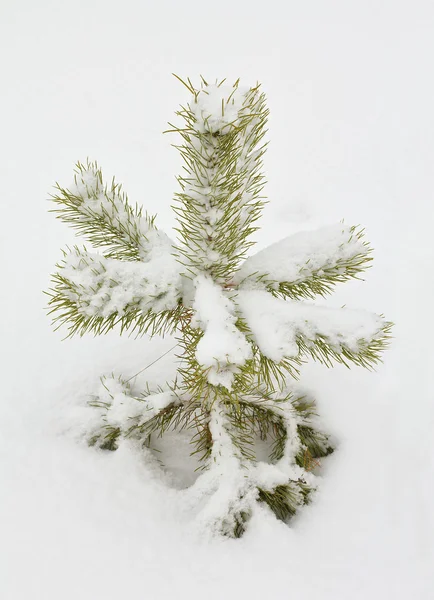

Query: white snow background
1,1,433,598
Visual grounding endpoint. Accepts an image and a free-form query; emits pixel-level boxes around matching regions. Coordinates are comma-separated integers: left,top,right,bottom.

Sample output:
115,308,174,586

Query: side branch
51,160,172,261
237,290,393,370
235,224,373,300
46,247,185,337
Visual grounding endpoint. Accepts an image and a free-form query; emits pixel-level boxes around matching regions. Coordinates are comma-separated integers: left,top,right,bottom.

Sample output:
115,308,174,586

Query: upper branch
235,224,372,300
169,80,269,283
51,160,172,261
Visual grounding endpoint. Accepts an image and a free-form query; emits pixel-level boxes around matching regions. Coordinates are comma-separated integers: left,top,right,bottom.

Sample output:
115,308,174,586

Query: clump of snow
192,275,252,388
191,84,249,134
140,228,179,263
236,290,385,362
235,224,369,288
62,248,183,317
92,376,145,428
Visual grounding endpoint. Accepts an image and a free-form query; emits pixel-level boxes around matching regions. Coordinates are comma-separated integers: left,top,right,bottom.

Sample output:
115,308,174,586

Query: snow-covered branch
192,401,258,536
188,391,322,536
88,375,183,450
51,161,173,261
191,275,252,389
237,290,392,369
47,246,184,337
170,80,268,282
235,224,372,300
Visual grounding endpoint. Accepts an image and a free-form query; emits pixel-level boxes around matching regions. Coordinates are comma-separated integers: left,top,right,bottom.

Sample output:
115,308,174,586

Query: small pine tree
46,77,392,537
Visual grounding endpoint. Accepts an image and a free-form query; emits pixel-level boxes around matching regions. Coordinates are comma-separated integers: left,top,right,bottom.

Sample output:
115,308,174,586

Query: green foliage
46,254,185,338
168,79,268,282
51,161,155,261
262,226,373,301
296,320,393,370
258,482,311,522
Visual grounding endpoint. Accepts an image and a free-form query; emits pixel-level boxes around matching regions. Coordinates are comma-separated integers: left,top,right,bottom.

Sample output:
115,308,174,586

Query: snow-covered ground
1,1,433,598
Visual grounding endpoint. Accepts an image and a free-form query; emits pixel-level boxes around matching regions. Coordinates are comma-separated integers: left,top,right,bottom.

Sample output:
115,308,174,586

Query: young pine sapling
47,77,392,537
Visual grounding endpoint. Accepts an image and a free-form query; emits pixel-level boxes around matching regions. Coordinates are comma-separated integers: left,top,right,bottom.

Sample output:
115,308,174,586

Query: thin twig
125,344,178,383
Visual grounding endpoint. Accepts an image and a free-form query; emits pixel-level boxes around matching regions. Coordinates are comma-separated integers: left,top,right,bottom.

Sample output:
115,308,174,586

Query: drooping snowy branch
235,224,372,300
51,161,173,261
88,375,183,450
47,247,184,337
190,400,258,536
187,390,320,536
237,290,392,369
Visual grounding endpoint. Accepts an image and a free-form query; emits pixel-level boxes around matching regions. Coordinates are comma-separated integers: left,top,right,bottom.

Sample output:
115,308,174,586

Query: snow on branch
191,275,252,389
188,392,319,536
191,401,258,536
169,78,268,281
47,247,184,337
51,161,173,261
87,375,184,450
237,290,392,369
191,82,259,135
235,224,372,300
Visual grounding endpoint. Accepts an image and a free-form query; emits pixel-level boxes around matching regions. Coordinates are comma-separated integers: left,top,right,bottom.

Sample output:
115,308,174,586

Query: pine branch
51,160,171,261
254,347,304,388
47,247,185,337
88,376,195,445
237,290,393,371
296,320,393,370
169,79,269,283
258,482,311,521
236,224,373,300
202,401,256,537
